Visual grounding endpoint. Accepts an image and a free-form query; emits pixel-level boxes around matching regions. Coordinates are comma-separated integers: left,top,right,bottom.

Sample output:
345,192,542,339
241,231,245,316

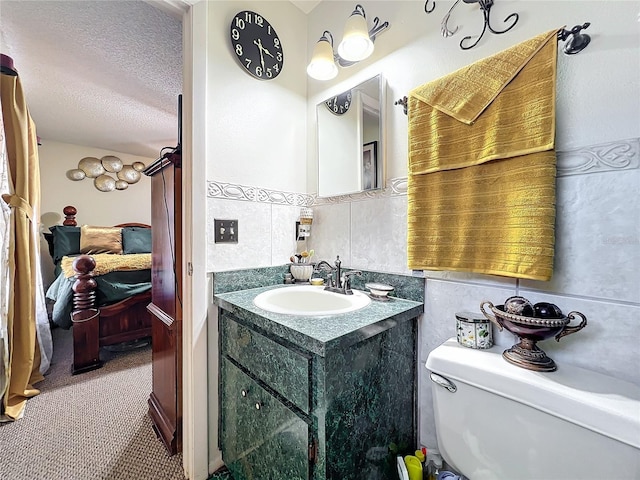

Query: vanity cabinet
221,358,310,479
219,306,418,480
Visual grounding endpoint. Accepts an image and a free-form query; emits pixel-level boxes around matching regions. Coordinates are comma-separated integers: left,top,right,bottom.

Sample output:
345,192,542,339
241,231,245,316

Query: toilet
426,338,640,480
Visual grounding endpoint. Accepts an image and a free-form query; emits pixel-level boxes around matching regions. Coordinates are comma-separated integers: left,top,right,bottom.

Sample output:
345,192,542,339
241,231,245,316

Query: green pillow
50,225,81,263
122,227,152,254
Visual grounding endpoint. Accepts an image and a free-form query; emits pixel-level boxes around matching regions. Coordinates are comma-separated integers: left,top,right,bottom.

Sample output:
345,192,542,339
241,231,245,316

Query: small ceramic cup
290,264,314,282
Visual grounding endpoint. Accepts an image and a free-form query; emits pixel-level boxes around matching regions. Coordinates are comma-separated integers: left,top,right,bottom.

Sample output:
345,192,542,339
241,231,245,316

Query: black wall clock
325,90,352,115
230,10,284,80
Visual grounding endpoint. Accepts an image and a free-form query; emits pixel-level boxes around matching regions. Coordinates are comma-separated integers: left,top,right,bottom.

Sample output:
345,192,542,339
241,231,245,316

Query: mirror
317,75,384,197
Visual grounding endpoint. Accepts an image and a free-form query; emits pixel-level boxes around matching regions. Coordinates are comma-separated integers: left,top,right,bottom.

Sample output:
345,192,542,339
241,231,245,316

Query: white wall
202,0,639,465
205,1,307,191
204,1,310,273
39,139,153,226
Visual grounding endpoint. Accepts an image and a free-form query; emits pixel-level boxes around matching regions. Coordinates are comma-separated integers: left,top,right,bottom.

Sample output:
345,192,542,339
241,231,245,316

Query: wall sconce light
66,155,146,192
307,4,390,81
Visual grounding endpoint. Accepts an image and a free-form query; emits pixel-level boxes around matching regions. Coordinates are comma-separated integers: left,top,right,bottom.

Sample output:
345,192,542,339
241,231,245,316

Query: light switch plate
214,219,238,243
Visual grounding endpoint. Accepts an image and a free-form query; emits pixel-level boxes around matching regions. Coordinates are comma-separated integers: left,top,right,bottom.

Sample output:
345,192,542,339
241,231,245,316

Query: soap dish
365,282,394,301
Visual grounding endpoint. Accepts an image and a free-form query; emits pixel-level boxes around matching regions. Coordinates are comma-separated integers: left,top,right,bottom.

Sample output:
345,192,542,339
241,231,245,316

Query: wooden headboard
60,205,150,229
43,205,150,259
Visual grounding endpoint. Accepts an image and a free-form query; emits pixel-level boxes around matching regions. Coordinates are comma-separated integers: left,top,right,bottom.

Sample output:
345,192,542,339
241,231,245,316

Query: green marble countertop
214,284,424,357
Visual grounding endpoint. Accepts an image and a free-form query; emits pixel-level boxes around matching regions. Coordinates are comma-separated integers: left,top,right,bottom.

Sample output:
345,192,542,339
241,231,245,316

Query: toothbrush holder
290,264,314,282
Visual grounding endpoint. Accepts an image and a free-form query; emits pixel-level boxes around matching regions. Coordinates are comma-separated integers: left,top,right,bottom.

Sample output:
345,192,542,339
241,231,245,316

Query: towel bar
395,23,591,115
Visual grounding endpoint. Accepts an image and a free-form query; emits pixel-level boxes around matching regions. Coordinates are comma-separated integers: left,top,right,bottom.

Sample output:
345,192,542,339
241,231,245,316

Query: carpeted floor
0,326,186,480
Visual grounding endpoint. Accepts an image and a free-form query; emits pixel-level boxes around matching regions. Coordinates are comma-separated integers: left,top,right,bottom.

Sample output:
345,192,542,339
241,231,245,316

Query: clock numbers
230,10,284,80
325,91,352,115
243,11,264,26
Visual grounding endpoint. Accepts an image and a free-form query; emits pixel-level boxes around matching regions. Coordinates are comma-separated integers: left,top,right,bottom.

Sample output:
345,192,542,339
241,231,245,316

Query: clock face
325,90,352,115
230,11,284,80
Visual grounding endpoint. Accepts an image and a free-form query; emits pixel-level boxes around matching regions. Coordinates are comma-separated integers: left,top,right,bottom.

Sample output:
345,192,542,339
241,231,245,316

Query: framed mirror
317,74,384,197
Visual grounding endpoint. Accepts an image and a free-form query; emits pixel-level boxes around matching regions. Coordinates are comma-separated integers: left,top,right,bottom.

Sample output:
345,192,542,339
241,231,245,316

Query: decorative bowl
480,300,587,372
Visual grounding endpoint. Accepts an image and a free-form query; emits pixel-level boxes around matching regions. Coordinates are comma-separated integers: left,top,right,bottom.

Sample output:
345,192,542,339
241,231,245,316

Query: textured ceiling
1,0,183,159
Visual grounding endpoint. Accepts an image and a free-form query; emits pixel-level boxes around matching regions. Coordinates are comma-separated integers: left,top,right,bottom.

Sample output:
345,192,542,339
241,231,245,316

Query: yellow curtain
1,71,44,421
407,29,559,281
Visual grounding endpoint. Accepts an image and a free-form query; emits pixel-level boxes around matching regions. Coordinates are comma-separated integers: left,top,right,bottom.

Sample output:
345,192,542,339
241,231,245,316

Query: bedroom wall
38,139,154,286
200,0,638,462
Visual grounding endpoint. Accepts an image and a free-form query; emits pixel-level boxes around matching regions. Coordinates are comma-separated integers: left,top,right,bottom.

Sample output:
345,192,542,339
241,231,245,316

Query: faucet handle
342,270,362,292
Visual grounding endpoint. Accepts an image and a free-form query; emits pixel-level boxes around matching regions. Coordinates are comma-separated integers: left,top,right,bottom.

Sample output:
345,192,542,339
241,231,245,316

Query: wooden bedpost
70,254,103,374
63,205,77,226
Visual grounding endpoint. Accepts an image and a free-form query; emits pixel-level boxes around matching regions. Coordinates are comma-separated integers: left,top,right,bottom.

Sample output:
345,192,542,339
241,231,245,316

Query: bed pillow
79,225,123,254
50,225,81,263
122,227,152,254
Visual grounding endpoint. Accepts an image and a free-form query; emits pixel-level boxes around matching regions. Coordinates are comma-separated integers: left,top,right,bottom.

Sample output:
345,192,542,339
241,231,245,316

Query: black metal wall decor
424,0,519,50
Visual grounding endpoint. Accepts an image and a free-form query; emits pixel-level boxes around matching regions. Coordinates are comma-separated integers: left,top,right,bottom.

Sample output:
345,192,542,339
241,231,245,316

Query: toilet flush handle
430,372,457,393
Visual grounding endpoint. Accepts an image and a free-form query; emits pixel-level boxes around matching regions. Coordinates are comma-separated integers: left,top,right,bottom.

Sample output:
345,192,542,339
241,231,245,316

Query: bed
45,206,152,374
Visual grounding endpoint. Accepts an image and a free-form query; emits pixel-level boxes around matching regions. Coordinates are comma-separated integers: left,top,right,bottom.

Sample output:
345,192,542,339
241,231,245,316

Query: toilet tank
426,339,640,480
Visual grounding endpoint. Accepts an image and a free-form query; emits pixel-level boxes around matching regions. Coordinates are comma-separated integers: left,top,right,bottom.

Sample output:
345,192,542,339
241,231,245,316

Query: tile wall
208,137,640,450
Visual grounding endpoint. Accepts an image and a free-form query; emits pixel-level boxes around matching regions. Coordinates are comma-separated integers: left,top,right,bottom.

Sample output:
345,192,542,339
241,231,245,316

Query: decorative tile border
313,177,407,205
556,137,639,176
207,181,314,206
207,137,638,206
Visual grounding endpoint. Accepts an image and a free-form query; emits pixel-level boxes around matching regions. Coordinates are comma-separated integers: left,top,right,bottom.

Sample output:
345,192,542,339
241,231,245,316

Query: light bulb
337,10,374,62
307,36,338,80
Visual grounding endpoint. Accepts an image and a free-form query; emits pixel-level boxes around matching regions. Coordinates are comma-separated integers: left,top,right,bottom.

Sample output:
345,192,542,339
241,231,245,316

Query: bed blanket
60,253,151,278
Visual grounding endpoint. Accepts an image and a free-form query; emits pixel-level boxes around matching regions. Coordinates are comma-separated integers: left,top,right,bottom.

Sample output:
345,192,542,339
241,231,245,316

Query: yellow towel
407,29,560,281
61,253,151,278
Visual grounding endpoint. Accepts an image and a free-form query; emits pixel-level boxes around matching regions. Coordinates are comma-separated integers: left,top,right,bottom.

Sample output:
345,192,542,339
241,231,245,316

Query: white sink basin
253,285,371,316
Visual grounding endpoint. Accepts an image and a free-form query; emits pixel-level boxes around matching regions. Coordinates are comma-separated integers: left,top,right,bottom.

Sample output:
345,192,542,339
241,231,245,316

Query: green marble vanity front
214,274,424,480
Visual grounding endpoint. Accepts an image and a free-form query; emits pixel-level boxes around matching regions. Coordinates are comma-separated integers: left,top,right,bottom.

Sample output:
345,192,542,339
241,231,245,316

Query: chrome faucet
315,256,361,295
314,260,335,287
